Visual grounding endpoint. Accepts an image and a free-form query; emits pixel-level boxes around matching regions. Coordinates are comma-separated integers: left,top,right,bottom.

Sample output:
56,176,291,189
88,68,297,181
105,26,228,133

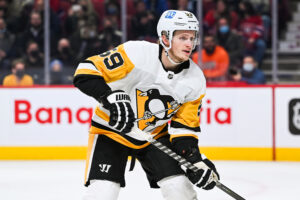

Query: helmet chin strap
160,36,183,66
165,49,183,65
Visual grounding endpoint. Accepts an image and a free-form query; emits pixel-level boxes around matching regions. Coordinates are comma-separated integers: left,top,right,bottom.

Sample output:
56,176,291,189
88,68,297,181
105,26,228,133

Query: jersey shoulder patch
84,44,135,83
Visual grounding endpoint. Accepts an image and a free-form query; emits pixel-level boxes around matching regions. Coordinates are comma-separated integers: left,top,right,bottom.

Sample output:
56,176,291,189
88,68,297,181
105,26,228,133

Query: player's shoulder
123,40,159,67
123,40,158,50
187,59,206,85
123,40,158,57
181,59,206,101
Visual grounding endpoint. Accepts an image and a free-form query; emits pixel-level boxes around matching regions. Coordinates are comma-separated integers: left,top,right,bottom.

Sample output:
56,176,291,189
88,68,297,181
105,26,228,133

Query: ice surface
0,160,299,200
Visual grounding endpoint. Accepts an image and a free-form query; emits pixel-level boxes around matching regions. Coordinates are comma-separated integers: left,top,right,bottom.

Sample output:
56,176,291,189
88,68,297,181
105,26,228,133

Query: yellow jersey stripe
74,68,103,77
89,126,168,149
84,134,96,183
95,107,109,122
169,134,198,142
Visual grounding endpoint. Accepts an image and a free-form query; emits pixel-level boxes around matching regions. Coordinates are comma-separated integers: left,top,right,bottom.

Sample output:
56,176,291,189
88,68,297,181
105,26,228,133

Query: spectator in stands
22,41,44,69
105,0,120,30
98,17,121,51
33,0,62,47
203,0,216,16
215,17,244,68
53,38,76,68
78,0,99,28
70,21,100,61
64,0,98,36
204,0,238,34
0,17,15,69
70,21,101,62
237,1,266,66
50,59,65,85
0,0,23,33
7,1,34,34
230,55,266,84
143,0,168,17
192,35,229,82
227,0,242,13
276,0,291,38
177,0,195,14
131,0,157,42
50,0,72,24
64,4,82,38
16,11,44,56
2,59,34,86
0,0,8,19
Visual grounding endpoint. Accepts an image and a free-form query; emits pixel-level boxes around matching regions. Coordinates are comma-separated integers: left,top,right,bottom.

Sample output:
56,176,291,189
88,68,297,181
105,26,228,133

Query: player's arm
73,47,135,134
73,60,111,101
73,45,135,99
170,97,220,190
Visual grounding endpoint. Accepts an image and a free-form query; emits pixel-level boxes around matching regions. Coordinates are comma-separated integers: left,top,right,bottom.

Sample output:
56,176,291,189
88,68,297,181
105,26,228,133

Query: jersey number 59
100,49,124,70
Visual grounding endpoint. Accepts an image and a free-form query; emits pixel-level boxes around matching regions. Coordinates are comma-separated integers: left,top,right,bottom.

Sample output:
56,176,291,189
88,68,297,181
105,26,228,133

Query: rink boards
0,85,299,161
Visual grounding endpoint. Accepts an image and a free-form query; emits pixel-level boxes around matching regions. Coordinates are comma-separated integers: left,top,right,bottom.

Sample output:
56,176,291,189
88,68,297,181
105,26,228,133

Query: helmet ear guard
160,31,173,51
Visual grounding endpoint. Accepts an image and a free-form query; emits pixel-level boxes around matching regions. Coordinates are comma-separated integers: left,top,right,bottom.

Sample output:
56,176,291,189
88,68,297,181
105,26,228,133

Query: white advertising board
275,87,300,147
0,87,273,148
198,87,273,147
0,87,96,146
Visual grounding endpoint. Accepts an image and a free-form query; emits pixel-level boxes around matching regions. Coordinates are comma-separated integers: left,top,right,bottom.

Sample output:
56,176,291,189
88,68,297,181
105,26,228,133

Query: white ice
0,160,300,200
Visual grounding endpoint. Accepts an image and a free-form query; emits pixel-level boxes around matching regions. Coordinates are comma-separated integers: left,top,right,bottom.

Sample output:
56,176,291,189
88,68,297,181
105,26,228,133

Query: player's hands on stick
99,90,135,134
172,137,220,190
187,156,220,190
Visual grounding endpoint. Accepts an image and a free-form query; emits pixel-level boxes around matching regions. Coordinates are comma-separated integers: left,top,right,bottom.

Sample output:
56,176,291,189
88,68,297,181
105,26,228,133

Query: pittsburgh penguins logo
136,88,181,130
185,12,193,18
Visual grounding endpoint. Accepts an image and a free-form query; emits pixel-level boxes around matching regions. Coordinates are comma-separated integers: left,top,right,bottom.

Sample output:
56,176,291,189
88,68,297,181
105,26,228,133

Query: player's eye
179,36,188,41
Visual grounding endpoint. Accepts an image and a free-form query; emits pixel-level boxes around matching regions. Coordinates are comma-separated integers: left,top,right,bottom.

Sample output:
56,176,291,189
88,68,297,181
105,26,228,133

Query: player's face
169,30,196,62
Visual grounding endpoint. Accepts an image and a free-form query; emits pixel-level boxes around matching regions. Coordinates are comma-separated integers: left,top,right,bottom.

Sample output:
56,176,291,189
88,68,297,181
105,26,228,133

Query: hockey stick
130,127,246,200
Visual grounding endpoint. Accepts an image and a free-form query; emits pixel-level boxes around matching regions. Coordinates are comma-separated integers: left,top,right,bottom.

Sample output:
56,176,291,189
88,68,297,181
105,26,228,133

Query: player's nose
185,40,193,48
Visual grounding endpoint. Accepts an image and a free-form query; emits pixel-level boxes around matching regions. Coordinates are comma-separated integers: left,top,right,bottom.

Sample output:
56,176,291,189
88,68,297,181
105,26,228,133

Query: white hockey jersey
74,41,206,149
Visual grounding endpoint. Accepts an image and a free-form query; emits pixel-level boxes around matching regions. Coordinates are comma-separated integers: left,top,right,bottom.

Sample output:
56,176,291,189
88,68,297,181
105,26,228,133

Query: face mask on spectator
104,26,114,34
243,63,254,72
16,69,25,79
81,5,88,12
62,47,71,55
30,50,39,58
219,25,229,34
31,24,41,30
204,46,216,55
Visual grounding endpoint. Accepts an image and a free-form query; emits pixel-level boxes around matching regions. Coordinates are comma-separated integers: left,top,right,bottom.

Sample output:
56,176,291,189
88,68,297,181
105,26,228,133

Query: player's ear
162,34,170,47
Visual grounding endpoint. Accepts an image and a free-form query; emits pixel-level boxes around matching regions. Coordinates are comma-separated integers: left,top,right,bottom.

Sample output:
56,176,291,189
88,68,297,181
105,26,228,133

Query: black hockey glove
172,137,220,190
99,90,135,134
187,155,220,190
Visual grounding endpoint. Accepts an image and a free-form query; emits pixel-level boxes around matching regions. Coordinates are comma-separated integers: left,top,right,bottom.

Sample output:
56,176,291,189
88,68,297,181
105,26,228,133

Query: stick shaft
135,107,171,122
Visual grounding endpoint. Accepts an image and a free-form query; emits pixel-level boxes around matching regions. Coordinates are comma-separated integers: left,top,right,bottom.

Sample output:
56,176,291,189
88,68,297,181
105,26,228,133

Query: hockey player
74,10,219,200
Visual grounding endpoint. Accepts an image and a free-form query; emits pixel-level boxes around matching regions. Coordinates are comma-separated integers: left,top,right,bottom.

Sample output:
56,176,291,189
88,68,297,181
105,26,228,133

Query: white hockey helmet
157,10,199,51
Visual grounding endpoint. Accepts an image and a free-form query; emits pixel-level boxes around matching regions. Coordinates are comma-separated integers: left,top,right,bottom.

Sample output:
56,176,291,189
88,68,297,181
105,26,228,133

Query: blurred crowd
0,0,291,85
